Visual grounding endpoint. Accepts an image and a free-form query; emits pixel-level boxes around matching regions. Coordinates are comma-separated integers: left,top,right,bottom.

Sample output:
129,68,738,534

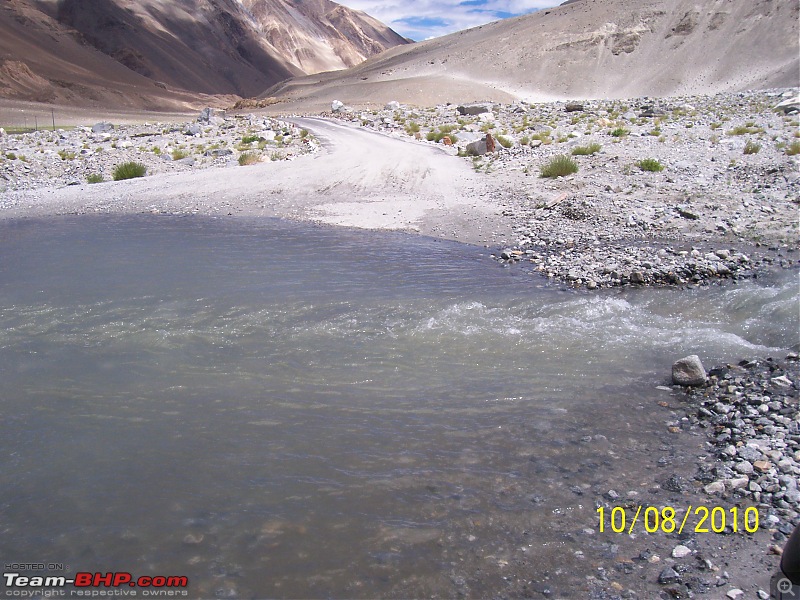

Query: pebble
671,544,691,558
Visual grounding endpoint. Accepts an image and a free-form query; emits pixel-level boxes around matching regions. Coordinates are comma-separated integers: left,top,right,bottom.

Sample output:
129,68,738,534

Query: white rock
672,545,691,558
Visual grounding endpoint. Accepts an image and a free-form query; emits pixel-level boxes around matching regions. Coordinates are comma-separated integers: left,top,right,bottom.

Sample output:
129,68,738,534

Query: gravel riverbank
328,88,799,289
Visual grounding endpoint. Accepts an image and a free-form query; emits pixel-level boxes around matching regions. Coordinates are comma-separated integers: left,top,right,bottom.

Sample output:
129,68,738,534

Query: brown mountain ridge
0,0,408,107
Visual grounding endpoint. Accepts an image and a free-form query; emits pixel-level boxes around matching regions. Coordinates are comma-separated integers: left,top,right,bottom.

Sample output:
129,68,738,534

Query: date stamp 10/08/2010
597,505,760,535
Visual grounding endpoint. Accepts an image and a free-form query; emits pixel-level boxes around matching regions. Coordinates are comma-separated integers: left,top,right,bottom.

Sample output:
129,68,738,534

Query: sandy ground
1,118,515,246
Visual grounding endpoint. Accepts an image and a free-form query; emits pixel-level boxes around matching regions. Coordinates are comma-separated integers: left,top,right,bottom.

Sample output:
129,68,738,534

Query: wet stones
672,355,707,386
683,357,800,546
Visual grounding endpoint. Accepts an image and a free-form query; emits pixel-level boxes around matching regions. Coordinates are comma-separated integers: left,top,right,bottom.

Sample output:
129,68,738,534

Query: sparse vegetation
610,128,629,138
786,141,800,156
743,140,761,155
171,149,189,160
6,152,17,160
571,142,601,155
238,152,260,166
727,125,764,136
241,134,264,144
540,155,579,178
495,135,513,148
86,173,104,184
113,162,147,181
636,158,664,172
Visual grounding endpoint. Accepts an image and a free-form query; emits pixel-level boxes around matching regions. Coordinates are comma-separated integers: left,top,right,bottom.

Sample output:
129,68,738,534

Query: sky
339,0,563,41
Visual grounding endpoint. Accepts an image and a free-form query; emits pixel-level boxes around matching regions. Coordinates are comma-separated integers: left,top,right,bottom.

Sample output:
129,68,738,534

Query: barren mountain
266,0,800,110
241,0,409,74
0,0,407,107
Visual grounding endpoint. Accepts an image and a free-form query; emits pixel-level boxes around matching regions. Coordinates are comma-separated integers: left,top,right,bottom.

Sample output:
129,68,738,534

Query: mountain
240,0,409,74
265,0,799,109
0,0,408,107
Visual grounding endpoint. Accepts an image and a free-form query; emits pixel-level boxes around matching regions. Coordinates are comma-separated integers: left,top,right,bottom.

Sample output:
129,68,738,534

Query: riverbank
2,90,798,290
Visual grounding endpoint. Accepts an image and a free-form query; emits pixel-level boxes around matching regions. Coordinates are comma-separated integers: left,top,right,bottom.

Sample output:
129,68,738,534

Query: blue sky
339,0,563,41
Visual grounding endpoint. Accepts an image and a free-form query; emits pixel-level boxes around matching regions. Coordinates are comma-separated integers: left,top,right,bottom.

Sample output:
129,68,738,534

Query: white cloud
339,0,562,40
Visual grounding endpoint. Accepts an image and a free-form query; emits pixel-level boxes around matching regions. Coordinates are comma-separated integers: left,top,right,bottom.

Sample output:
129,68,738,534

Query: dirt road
1,117,512,245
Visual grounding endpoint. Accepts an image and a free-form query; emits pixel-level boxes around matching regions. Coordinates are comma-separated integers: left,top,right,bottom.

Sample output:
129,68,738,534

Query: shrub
113,162,146,181
786,141,800,156
171,149,189,160
727,125,764,136
636,158,664,172
57,149,76,160
610,128,629,137
6,152,16,160
241,134,264,144
540,155,579,178
87,173,104,184
571,142,601,155
743,141,761,155
495,135,513,148
300,129,309,138
238,152,260,166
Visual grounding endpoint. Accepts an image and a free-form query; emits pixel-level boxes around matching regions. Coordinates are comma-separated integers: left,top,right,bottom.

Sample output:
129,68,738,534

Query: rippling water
0,216,796,598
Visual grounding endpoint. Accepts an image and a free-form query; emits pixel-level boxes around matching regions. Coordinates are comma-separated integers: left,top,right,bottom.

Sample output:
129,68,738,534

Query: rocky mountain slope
266,0,799,109
0,0,407,107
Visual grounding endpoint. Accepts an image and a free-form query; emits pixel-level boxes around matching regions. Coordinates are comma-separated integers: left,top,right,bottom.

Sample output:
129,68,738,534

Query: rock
772,375,793,387
630,271,645,284
672,355,707,386
639,106,667,118
734,461,754,475
91,121,113,133
198,107,226,123
457,103,492,116
658,567,681,584
466,135,499,156
565,102,584,112
774,96,800,114
704,481,725,494
726,589,744,599
753,460,771,473
0,127,5,137
184,124,202,136
672,545,691,558
485,132,496,153
385,101,401,110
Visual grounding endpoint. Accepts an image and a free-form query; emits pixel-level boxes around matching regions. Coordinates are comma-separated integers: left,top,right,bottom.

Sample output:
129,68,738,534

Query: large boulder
91,121,113,133
457,103,492,116
385,100,401,110
331,100,344,112
774,96,800,115
672,355,706,386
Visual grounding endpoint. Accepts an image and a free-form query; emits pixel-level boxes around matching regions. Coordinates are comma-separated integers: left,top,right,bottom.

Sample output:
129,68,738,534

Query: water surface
0,216,796,598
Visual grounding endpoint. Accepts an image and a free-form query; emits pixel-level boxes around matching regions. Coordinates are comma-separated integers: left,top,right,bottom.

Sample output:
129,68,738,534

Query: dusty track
1,117,513,245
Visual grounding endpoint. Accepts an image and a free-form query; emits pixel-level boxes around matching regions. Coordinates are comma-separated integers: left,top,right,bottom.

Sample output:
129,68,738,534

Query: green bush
785,140,800,156
86,173,104,184
57,149,77,160
113,162,146,181
571,142,601,155
495,135,513,148
610,128,629,138
540,155,579,178
171,149,189,160
636,158,664,172
743,141,761,155
241,134,264,144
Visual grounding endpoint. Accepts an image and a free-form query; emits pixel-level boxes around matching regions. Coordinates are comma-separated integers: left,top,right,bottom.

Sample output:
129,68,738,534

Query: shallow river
0,216,796,598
